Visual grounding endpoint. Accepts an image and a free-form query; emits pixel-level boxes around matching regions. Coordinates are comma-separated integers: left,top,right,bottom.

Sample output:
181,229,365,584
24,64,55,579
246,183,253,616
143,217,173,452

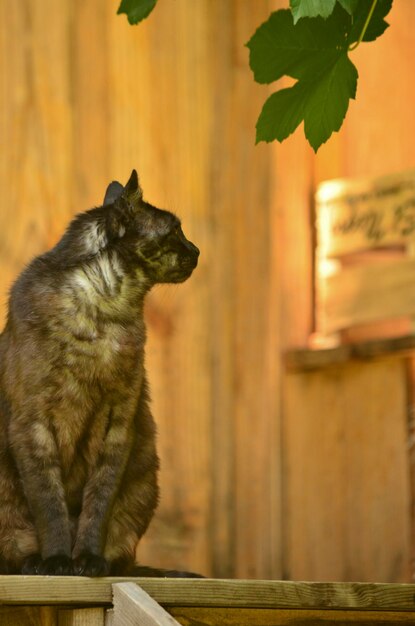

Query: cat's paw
38,555,73,576
73,552,110,577
21,554,42,575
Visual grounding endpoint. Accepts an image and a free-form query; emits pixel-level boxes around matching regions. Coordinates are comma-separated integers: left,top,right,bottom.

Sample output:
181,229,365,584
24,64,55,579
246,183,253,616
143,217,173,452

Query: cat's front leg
72,408,134,576
9,418,73,575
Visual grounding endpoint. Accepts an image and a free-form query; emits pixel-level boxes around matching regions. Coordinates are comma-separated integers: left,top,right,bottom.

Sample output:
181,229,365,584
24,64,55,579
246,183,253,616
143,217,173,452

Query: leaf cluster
246,0,392,151
117,0,393,153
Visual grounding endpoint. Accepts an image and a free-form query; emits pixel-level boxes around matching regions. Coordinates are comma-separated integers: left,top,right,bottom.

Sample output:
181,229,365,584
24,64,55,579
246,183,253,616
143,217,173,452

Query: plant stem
348,0,378,51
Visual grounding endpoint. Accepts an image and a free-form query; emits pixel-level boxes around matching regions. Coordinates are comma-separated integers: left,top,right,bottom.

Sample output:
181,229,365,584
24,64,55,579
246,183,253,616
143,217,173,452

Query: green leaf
117,0,157,25
249,0,389,151
338,0,358,14
348,0,393,44
304,54,358,151
290,0,336,23
256,83,308,143
256,53,358,151
246,8,349,85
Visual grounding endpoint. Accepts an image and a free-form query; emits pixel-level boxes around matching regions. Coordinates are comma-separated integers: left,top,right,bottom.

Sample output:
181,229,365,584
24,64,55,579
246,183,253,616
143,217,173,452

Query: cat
0,170,200,577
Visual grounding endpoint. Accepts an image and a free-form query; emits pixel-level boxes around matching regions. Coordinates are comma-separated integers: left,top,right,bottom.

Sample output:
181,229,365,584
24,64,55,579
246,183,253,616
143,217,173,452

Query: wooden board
317,258,415,334
0,578,414,611
170,607,415,625
316,169,415,258
59,609,105,626
0,606,56,626
113,583,180,626
289,1,415,582
286,336,415,371
113,0,213,573
1,605,415,626
283,359,411,582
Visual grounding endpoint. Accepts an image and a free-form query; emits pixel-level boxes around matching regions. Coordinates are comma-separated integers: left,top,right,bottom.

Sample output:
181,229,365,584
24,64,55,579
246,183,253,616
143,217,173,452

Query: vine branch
348,0,379,51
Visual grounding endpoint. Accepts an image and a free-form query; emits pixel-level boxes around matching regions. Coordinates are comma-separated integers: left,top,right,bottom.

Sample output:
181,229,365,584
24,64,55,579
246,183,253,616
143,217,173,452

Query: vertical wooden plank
107,0,283,579
21,0,74,248
229,1,283,580
284,359,411,582
108,0,213,576
340,0,415,579
0,0,73,327
405,359,415,578
59,608,105,626
71,0,111,211
283,0,414,583
0,606,57,626
342,1,415,179
200,0,236,578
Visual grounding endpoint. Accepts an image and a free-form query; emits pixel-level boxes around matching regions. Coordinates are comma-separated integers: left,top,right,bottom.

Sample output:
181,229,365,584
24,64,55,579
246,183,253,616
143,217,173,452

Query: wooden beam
112,583,180,626
286,334,415,371
0,578,414,611
171,606,415,625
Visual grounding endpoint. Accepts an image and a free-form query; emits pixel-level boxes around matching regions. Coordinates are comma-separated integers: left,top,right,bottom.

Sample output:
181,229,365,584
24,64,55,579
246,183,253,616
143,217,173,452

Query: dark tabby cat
0,170,200,577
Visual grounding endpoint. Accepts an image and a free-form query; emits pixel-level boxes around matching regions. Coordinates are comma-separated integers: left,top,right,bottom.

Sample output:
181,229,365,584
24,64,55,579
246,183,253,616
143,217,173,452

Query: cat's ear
103,181,124,206
123,169,143,203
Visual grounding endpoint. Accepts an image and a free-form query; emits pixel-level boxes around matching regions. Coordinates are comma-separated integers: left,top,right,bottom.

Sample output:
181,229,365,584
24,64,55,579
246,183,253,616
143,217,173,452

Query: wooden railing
1,577,415,625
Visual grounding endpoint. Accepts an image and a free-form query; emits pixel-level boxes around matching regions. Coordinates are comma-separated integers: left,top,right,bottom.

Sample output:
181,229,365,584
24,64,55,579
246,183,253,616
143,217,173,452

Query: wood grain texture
0,578,415,611
105,0,282,579
287,336,415,371
0,606,57,626
113,583,180,626
0,0,73,316
281,0,415,583
318,258,415,334
2,604,415,626
58,608,105,626
108,0,213,577
170,607,415,625
104,610,114,626
284,359,411,582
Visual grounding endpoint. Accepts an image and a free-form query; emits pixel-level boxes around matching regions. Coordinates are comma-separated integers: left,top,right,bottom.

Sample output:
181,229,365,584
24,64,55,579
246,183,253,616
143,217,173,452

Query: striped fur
0,171,200,576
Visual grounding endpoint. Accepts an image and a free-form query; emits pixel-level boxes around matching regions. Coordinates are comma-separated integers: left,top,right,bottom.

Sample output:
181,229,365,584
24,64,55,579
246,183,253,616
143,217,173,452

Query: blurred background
0,0,414,581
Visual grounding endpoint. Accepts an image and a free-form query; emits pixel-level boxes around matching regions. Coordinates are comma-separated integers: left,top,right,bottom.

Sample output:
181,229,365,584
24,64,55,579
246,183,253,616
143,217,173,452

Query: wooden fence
1,577,415,625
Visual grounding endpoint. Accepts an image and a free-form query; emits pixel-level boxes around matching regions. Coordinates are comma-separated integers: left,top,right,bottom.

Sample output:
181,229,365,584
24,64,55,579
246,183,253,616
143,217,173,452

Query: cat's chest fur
4,255,147,480
54,258,146,377
49,267,145,460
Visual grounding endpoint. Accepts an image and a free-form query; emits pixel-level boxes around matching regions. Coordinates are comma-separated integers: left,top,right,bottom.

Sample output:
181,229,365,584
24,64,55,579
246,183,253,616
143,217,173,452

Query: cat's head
103,170,200,285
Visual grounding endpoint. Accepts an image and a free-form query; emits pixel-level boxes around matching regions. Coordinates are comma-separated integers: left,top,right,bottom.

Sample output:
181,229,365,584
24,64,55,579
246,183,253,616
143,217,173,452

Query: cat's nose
186,240,200,257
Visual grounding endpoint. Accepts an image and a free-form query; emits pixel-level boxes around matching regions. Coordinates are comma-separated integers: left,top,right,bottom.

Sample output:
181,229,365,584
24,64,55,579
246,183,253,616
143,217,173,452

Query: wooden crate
314,169,415,348
1,577,415,625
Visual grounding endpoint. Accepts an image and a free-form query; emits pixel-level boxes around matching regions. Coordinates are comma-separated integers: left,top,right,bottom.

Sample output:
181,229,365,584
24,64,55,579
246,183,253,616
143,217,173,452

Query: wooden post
112,582,180,626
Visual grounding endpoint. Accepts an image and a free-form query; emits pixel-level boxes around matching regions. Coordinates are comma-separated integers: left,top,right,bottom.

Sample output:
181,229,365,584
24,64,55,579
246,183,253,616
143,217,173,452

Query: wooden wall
280,1,415,582
0,0,413,581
